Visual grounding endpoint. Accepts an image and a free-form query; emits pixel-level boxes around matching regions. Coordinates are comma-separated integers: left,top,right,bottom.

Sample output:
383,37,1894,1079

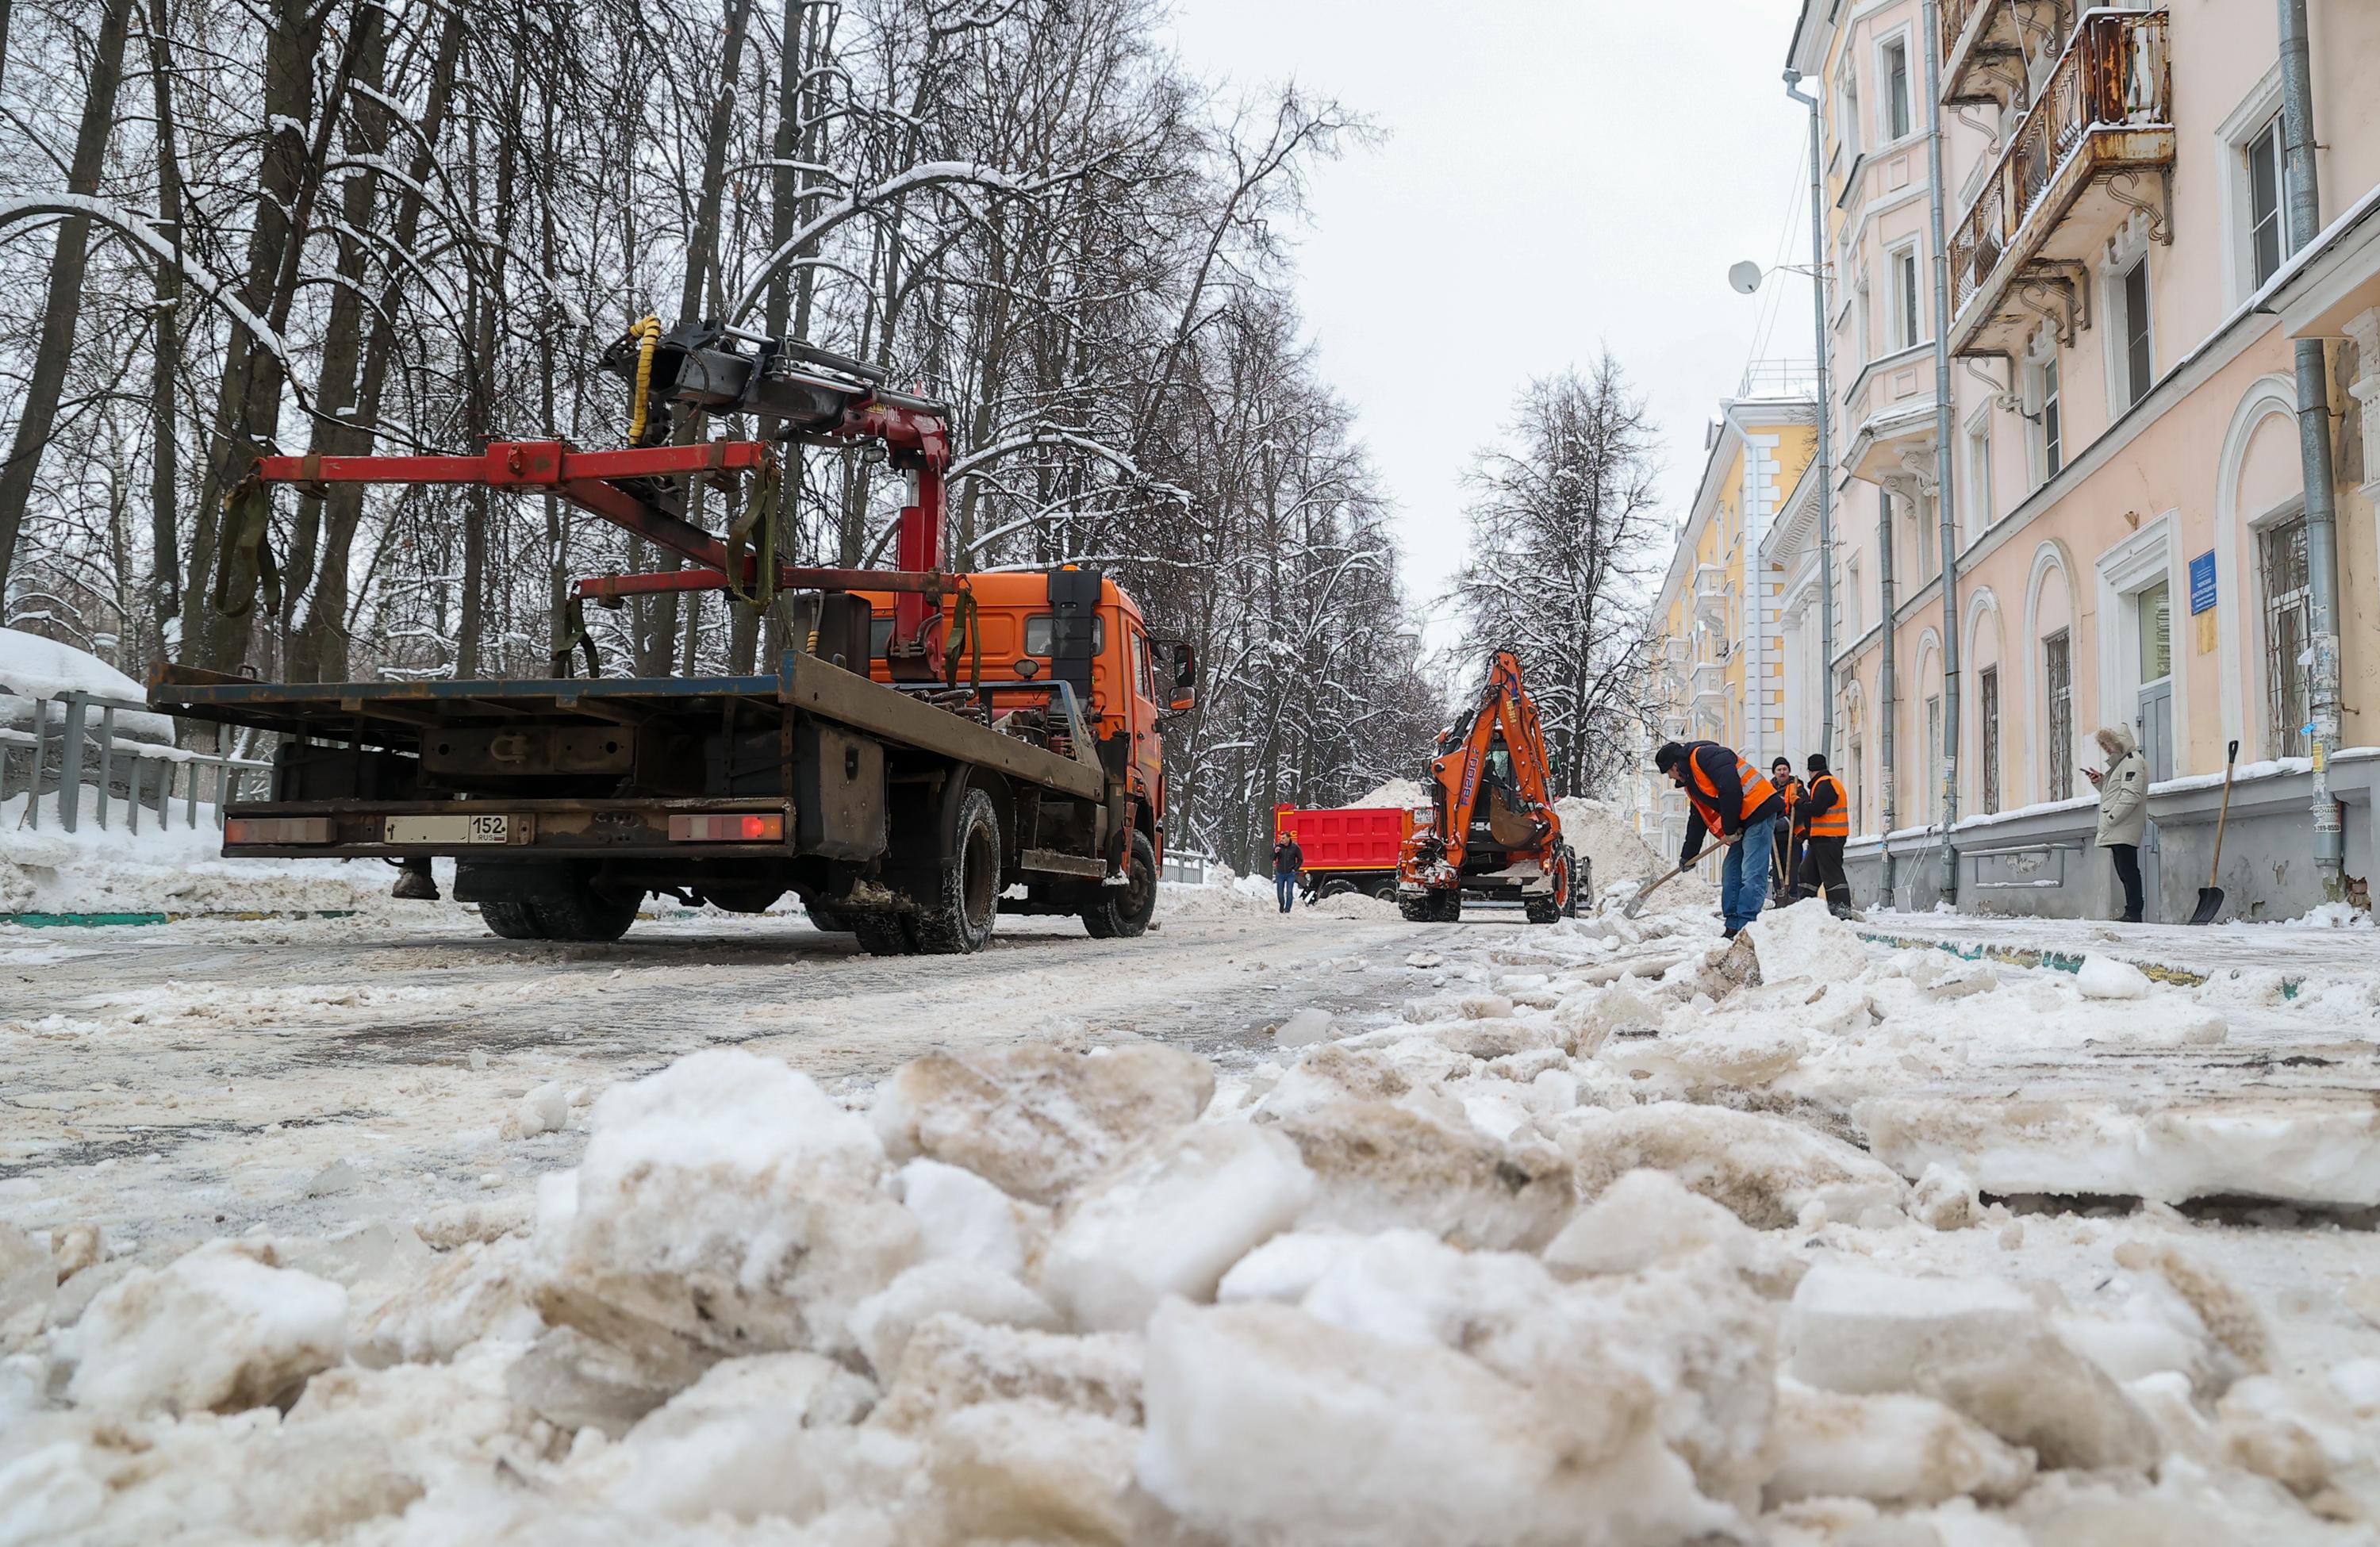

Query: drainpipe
2278,0,2344,900
1878,484,1899,904
1787,69,1837,766
1922,0,1961,906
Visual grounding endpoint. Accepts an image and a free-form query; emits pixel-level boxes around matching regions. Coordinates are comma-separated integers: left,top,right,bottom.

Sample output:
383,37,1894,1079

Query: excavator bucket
1485,785,1547,848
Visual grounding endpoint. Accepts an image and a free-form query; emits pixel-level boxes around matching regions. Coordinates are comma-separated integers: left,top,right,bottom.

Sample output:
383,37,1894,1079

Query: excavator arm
1397,649,1575,920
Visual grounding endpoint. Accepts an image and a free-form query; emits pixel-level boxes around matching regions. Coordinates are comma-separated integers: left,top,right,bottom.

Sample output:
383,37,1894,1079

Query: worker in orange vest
1768,756,1805,903
1794,752,1855,916
1655,739,1783,938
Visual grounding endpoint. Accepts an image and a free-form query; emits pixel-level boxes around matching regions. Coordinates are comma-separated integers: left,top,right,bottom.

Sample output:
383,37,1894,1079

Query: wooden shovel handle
2207,739,2240,882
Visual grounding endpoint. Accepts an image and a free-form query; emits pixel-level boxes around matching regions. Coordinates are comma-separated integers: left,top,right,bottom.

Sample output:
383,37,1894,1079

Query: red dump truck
1273,802,1415,901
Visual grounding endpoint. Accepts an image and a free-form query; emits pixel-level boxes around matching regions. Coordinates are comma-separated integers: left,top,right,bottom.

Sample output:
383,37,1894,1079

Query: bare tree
0,0,133,601
1449,355,1664,798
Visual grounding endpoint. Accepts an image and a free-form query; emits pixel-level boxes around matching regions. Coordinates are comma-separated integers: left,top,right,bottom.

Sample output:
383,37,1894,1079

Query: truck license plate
384,814,514,845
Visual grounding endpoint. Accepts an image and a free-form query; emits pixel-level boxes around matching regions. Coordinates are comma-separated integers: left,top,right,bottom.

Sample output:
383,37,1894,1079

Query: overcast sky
1166,0,1820,645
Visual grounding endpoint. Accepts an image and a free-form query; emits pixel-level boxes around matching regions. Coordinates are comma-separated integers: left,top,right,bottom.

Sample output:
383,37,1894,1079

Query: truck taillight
668,813,784,843
225,816,335,844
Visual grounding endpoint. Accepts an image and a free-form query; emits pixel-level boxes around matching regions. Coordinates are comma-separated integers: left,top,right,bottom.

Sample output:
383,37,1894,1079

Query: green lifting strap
944,585,982,693
211,468,282,620
551,591,601,678
722,452,782,612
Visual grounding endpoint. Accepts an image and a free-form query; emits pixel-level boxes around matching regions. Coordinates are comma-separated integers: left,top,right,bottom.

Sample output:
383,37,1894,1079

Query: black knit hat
1653,742,1686,774
1771,757,1791,774
1806,752,1830,774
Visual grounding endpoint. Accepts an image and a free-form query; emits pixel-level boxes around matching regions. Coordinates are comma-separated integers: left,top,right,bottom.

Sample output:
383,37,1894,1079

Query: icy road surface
10,888,2380,1543
0,901,1423,1252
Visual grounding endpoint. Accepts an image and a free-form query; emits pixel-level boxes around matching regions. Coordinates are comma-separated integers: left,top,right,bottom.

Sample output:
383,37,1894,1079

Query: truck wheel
804,900,856,932
1399,889,1457,923
532,885,640,942
479,900,547,940
915,788,1003,954
1081,829,1157,940
851,916,917,956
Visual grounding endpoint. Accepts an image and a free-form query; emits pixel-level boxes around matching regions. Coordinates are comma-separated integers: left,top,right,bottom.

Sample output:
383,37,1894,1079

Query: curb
1,910,363,929
1855,928,2305,999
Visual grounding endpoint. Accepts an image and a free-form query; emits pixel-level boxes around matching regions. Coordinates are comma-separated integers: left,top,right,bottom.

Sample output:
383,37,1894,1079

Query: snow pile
1565,795,1718,909
63,1239,347,1415
0,793,408,916
1353,775,1429,808
0,626,172,739
2287,900,2377,930
1154,876,1276,919
8,919,2379,1543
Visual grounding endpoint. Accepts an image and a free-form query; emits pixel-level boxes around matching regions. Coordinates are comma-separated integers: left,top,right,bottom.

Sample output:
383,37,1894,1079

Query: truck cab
854,566,1192,917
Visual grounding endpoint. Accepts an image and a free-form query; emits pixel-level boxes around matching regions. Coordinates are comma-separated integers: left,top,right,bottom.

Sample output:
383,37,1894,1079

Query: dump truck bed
1273,804,1413,872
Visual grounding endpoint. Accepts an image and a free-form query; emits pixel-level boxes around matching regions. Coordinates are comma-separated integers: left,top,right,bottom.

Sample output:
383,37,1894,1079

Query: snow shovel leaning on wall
1622,835,1731,919
2187,739,2241,927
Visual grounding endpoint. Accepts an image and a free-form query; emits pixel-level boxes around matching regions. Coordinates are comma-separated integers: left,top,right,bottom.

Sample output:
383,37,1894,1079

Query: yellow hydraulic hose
625,315,661,443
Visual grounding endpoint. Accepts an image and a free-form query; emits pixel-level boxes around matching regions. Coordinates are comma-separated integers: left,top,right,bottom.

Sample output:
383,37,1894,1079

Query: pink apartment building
1777,0,2380,919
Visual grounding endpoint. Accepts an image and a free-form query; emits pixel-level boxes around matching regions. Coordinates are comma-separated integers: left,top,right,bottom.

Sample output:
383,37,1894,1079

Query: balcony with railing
1692,563,1727,628
1940,0,2074,109
1946,10,2172,359
1690,660,1727,710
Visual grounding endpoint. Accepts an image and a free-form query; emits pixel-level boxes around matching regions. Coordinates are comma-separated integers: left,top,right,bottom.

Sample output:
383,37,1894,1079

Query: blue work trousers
1719,812,1777,934
1274,872,1297,912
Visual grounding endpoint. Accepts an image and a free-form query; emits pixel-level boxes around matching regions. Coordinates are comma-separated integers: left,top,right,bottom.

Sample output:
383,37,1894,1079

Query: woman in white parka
2086,724,2150,923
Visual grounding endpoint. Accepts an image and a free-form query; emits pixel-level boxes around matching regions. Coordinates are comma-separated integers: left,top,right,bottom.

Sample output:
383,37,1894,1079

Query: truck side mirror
1163,639,1196,713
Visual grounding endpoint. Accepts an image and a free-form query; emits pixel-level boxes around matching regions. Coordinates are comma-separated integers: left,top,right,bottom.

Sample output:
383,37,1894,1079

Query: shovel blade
2188,885,2225,926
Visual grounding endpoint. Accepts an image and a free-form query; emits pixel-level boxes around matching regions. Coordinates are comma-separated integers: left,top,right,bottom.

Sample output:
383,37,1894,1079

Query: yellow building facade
1635,385,1818,858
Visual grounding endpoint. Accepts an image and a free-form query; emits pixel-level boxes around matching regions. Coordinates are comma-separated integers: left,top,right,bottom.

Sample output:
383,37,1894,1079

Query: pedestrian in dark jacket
1655,739,1783,937
1271,834,1304,914
1794,752,1854,916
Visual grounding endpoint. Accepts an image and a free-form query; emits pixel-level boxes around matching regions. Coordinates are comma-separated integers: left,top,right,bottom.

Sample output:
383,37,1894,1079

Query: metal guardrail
1161,848,1218,886
1,689,271,835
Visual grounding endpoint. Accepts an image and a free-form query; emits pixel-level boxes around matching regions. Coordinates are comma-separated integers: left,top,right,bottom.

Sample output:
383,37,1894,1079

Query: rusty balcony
1947,10,2173,360
1940,0,2078,109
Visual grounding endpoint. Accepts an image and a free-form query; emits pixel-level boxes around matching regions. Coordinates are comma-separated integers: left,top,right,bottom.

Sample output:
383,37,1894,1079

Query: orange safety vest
1805,774,1850,838
1685,747,1778,837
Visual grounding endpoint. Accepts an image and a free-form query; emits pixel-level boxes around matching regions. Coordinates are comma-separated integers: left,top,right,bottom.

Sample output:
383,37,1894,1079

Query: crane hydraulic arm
240,321,953,674
1395,648,1580,924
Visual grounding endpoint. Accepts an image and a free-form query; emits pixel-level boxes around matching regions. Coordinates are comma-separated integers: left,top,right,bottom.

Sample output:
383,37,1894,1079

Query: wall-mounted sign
2189,551,2217,615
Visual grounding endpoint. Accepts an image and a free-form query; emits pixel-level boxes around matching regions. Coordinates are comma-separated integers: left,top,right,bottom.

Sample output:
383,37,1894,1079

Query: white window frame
2023,330,2063,487
1837,55,1862,164
1847,555,1864,639
2099,214,2156,415
1875,28,1916,148
2216,65,2289,305
1911,489,1937,586
1888,241,1924,351
1853,263,1873,371
1925,692,1944,822
1964,409,1994,543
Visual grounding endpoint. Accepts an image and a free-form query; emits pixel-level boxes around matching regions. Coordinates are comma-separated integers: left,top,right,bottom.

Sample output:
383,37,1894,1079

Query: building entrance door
2136,678,2172,919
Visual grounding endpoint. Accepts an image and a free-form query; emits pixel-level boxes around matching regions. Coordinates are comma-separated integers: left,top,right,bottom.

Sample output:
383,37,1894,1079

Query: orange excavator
1396,650,1583,924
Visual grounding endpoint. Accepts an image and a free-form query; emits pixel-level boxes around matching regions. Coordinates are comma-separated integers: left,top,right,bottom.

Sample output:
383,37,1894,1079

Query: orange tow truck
151,323,1192,956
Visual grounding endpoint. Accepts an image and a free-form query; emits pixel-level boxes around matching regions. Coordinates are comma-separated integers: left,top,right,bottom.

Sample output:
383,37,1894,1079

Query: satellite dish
1727,260,1764,295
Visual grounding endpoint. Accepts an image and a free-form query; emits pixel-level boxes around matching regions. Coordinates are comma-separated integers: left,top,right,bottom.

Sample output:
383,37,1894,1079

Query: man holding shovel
1655,740,1783,939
